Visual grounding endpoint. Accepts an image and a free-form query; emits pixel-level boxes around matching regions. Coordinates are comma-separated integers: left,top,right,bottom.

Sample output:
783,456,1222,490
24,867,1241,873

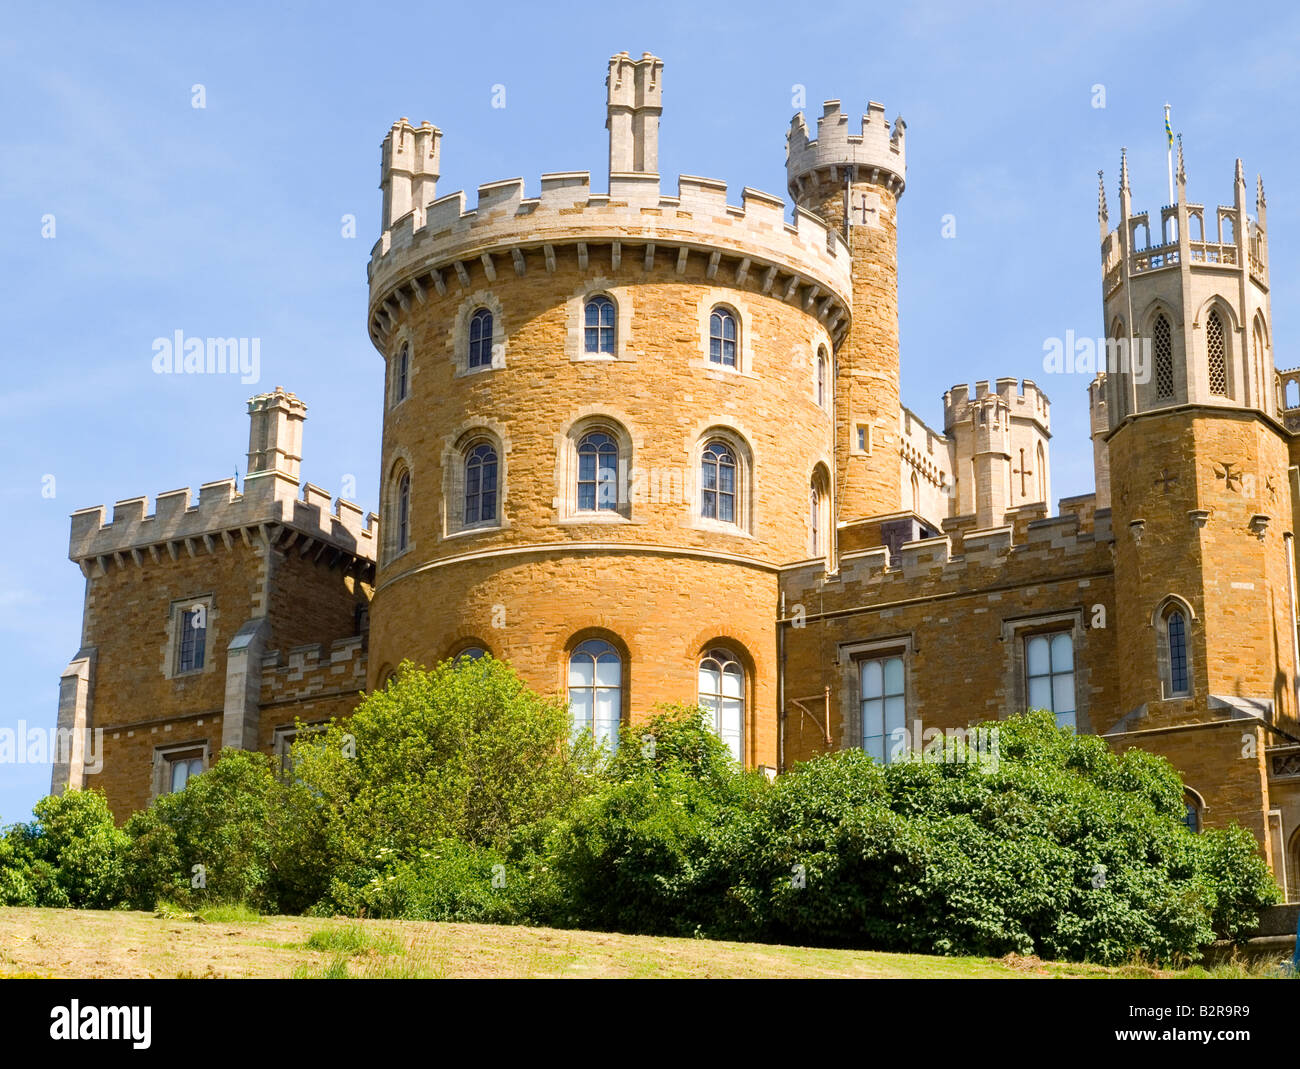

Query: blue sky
2,0,1298,822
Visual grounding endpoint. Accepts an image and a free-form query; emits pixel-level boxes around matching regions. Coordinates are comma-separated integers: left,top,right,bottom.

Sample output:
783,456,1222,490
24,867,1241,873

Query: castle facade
52,52,1300,897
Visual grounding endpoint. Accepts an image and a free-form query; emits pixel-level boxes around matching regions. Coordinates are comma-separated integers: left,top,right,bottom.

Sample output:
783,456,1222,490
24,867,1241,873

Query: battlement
69,473,378,568
785,100,906,198
943,378,1050,432
368,166,854,348
782,508,1113,608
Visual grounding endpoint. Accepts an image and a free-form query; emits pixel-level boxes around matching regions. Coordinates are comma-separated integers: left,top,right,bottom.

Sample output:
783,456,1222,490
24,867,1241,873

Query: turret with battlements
787,98,907,525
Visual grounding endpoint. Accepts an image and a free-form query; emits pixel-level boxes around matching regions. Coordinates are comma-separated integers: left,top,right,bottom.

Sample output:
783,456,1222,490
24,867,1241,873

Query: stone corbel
1188,509,1211,529
1248,514,1270,541
1129,518,1146,545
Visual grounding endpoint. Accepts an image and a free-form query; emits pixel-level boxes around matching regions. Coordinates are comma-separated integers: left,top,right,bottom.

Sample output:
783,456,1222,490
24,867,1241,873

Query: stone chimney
246,387,306,483
606,51,663,179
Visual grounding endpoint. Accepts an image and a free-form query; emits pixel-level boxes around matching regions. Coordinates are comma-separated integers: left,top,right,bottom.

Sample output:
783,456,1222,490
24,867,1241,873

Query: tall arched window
568,639,622,750
1207,309,1228,396
577,432,619,511
816,347,827,407
463,442,498,526
1165,608,1190,696
1153,314,1174,399
709,307,738,367
809,483,821,557
584,295,616,355
698,648,743,760
1183,790,1202,834
1036,442,1047,503
701,441,738,524
910,472,920,513
468,308,494,368
396,471,411,553
395,343,410,402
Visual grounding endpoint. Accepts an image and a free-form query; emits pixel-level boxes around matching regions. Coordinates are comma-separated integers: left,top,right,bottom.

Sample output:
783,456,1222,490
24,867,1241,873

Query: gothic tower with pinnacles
52,52,1300,897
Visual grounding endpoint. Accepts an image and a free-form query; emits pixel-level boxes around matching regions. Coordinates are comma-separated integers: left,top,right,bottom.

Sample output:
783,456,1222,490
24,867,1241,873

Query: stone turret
787,99,907,524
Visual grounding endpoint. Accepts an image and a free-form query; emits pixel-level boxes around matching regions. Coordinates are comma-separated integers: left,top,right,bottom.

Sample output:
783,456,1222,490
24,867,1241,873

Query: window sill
558,512,635,526
454,363,504,380
688,518,754,539
442,522,506,541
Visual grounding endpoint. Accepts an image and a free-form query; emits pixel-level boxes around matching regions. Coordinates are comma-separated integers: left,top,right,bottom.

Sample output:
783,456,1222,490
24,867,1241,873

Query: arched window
468,308,493,368
1165,607,1190,696
1207,309,1228,396
701,440,738,524
1036,442,1047,503
455,647,487,662
568,639,622,750
910,472,920,513
1153,314,1174,399
809,483,821,557
1183,791,1202,834
396,471,411,553
816,348,827,407
395,343,410,402
584,295,616,356
709,308,738,367
463,442,498,526
698,648,743,760
577,431,619,511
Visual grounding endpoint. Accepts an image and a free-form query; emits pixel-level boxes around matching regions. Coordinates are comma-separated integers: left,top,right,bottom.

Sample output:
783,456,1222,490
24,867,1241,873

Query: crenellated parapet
785,100,906,200
367,166,854,350
68,473,377,577
943,378,1051,433
781,509,1114,607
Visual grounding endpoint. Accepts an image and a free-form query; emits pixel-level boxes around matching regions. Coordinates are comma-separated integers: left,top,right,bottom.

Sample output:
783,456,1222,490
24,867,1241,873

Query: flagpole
1165,103,1174,204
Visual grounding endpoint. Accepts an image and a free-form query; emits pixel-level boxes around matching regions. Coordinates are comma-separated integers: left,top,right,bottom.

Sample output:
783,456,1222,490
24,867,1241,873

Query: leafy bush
706,712,1276,963
291,656,595,914
1,790,128,908
547,704,762,934
124,750,283,912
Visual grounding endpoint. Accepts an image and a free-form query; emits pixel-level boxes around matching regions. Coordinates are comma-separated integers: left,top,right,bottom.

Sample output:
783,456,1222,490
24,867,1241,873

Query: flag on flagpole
1165,112,1173,148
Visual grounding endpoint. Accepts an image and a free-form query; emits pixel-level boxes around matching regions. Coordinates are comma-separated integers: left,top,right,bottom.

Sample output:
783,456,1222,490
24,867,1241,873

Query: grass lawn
3,905,1275,979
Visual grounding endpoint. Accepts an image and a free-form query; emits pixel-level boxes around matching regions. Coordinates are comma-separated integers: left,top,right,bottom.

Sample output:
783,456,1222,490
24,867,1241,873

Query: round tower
364,53,852,769
787,100,906,524
1099,142,1295,853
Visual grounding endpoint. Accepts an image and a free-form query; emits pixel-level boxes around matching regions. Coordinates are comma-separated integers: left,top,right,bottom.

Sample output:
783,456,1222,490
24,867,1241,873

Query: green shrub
124,750,281,911
547,704,763,934
292,656,596,914
2,790,128,908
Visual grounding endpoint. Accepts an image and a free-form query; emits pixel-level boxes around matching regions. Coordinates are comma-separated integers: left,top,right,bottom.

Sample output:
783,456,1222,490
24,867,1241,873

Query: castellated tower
942,379,1051,528
1099,143,1296,855
366,52,852,769
787,101,905,523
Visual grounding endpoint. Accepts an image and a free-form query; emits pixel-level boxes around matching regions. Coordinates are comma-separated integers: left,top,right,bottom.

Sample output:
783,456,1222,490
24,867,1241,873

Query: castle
51,51,1300,898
